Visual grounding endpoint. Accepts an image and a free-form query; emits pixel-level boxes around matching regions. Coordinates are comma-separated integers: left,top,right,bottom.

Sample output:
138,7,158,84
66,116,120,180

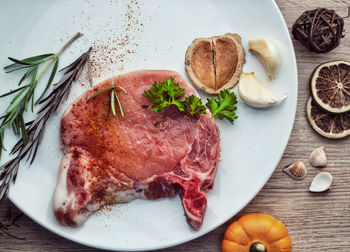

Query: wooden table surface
1,0,350,251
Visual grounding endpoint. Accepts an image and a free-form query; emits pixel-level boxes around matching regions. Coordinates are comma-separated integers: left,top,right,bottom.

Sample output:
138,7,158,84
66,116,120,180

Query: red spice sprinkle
71,0,145,87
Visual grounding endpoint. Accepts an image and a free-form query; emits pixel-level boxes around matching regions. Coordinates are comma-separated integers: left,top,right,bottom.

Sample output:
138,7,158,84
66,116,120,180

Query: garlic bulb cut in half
309,172,333,192
249,38,282,80
238,72,287,108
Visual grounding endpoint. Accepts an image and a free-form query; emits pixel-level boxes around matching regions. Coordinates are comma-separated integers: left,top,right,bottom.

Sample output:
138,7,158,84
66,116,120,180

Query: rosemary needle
0,47,92,201
86,86,127,120
0,32,82,159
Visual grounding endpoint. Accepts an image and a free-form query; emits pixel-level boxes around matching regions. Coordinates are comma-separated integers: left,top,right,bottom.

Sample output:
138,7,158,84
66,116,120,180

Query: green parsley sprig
142,78,207,125
142,78,237,125
184,95,207,116
206,89,238,124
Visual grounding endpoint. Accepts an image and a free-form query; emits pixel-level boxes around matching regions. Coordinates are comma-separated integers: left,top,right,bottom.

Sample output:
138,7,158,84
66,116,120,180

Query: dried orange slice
311,60,350,113
306,96,350,139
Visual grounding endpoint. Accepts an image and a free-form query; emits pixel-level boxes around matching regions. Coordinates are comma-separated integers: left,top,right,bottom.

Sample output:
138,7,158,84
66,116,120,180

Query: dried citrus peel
311,60,350,113
306,96,350,139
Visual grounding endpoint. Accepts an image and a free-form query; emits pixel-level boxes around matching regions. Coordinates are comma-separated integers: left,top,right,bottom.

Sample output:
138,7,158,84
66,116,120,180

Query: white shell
309,172,333,192
283,161,307,180
309,146,327,167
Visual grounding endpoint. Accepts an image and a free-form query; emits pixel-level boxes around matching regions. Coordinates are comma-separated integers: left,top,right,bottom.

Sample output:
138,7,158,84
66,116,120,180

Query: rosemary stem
55,32,83,57
35,32,83,83
34,57,55,84
56,32,83,57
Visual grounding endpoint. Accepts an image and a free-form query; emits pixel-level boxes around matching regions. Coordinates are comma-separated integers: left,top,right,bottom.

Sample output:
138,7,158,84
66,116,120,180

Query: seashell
282,161,307,180
309,146,327,167
309,172,333,192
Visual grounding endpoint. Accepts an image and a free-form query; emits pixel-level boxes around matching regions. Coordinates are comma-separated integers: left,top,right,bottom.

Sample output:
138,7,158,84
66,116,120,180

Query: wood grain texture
1,0,350,251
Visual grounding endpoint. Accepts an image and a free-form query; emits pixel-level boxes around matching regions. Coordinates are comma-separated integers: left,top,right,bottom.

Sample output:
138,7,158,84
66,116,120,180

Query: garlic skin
309,146,327,167
249,38,282,80
283,161,307,180
238,72,287,108
309,172,333,192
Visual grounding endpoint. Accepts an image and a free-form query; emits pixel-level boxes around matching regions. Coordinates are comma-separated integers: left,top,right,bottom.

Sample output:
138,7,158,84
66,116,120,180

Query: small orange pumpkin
222,214,292,252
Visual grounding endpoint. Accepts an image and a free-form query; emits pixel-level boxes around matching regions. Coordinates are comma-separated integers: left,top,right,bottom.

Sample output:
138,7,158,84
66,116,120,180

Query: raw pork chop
53,70,220,230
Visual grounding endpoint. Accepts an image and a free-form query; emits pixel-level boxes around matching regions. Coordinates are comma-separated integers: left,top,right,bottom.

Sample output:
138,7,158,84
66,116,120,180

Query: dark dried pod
292,8,346,53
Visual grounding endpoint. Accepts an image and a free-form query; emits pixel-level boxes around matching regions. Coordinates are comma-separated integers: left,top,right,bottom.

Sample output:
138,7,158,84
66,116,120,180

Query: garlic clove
249,38,282,80
283,161,307,180
238,72,287,108
309,146,327,167
309,172,333,192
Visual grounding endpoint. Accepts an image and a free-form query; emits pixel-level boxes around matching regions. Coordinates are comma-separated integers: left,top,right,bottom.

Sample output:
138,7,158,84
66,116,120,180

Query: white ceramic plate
0,0,297,251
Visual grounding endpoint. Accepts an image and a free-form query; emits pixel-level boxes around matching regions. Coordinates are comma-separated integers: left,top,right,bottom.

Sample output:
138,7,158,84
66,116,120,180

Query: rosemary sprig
0,32,82,159
87,86,127,120
0,47,92,201
0,207,24,240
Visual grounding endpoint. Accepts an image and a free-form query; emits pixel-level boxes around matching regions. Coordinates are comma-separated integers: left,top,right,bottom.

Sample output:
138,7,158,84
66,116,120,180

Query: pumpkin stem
250,241,267,252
